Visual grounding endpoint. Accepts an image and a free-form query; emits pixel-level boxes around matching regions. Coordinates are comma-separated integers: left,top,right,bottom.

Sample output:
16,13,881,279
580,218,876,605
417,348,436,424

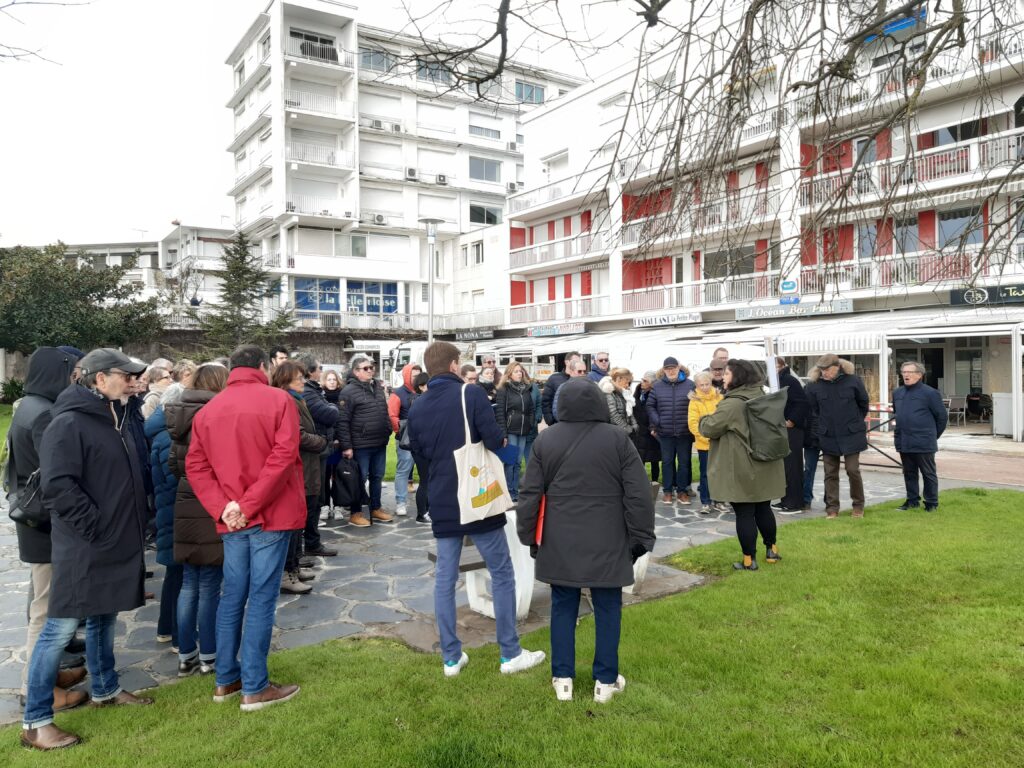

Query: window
855,137,877,165
352,234,367,258
894,216,919,254
461,244,468,267
360,47,396,73
469,156,501,183
857,223,877,260
470,203,502,225
290,29,338,63
347,281,399,314
418,60,451,85
930,119,984,147
938,208,982,249
235,64,245,88
472,242,484,264
515,79,545,104
294,277,340,313
333,233,367,257
469,124,501,140
260,35,271,60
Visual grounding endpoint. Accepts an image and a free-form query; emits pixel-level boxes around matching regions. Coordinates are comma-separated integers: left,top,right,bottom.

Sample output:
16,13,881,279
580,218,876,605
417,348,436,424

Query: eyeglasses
596,358,609,363
357,365,375,371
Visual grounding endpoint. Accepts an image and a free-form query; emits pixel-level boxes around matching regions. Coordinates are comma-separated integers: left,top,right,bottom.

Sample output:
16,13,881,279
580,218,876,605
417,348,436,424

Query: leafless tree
0,0,89,63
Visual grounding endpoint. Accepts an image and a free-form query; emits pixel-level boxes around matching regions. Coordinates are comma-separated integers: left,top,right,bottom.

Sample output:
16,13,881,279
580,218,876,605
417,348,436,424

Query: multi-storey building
222,0,579,334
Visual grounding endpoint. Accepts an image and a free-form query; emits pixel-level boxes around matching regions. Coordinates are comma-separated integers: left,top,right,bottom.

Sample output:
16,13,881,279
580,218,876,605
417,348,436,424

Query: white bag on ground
455,383,513,524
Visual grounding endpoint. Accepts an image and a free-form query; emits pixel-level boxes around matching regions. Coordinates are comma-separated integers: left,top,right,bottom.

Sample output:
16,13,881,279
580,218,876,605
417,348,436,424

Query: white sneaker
552,677,573,701
500,649,545,675
594,675,626,703
396,503,408,517
443,651,469,678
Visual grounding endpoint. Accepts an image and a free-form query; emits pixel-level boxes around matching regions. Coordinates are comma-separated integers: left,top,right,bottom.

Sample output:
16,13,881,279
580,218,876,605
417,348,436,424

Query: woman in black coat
165,363,227,676
517,378,656,704
632,373,661,482
495,362,537,502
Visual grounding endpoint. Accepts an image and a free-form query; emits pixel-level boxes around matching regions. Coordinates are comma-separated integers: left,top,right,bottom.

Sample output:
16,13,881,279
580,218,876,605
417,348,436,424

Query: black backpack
744,388,791,462
333,457,369,512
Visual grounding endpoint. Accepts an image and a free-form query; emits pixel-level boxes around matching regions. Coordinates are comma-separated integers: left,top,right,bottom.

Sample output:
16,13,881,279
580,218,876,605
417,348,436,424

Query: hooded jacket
806,358,869,456
186,366,306,534
303,378,340,447
516,378,656,588
144,405,178,567
599,376,637,434
687,386,723,451
646,369,696,438
407,373,506,538
387,364,418,434
39,384,148,617
495,378,537,437
290,390,328,494
9,347,76,563
893,381,946,453
337,373,392,450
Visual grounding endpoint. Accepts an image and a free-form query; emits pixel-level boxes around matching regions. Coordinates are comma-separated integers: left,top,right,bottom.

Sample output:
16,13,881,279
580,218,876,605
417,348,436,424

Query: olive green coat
698,385,785,503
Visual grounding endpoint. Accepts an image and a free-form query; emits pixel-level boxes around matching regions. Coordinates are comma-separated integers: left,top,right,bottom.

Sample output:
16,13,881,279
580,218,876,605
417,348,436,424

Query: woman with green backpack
698,359,786,571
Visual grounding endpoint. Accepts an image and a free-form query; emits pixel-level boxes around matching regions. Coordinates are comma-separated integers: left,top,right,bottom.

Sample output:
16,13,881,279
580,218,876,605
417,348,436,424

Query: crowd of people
4,337,948,749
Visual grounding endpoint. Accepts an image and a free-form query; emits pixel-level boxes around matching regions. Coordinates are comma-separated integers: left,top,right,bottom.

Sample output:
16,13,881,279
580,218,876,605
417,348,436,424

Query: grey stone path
0,467,1011,724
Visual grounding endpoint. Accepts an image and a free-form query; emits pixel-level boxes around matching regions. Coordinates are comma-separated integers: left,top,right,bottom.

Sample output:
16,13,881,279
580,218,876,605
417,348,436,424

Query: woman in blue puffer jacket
145,385,183,648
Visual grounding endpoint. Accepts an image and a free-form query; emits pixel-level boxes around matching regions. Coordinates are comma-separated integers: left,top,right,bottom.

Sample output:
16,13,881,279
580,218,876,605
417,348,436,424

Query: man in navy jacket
892,361,946,511
407,342,544,678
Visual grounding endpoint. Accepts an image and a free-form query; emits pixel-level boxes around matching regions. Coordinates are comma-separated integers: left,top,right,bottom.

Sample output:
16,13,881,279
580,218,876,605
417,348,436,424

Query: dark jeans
657,435,693,493
303,493,321,551
696,450,711,505
781,428,804,508
354,445,387,511
158,563,183,646
803,446,820,504
285,530,302,572
322,455,344,508
414,455,430,518
177,564,222,663
550,585,622,685
732,501,777,557
900,452,938,507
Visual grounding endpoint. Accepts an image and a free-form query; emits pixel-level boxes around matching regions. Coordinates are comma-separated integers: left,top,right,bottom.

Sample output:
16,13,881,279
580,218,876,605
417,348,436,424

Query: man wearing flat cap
21,349,153,751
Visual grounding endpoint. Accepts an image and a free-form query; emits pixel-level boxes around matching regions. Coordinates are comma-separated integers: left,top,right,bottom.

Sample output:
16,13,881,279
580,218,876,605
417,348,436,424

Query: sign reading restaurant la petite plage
735,299,854,321
632,312,703,328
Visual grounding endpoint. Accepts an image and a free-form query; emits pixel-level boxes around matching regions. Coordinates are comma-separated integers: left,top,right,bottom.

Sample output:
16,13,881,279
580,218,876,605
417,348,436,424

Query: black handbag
5,435,50,528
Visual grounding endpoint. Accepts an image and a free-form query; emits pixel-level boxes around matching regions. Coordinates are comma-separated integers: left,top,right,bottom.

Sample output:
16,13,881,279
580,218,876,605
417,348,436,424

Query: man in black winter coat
7,347,84,711
295,353,340,552
773,357,809,512
21,348,154,752
338,354,394,526
541,352,580,426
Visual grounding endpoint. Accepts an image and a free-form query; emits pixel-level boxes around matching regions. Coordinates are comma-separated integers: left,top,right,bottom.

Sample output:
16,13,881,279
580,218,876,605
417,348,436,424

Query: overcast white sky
0,0,657,247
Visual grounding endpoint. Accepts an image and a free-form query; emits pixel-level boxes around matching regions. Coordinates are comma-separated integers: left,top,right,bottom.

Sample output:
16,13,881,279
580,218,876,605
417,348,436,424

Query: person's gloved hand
630,541,647,564
529,544,538,559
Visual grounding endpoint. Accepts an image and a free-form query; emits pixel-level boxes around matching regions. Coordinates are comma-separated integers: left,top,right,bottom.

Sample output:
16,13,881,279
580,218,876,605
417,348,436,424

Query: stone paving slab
0,469,1016,724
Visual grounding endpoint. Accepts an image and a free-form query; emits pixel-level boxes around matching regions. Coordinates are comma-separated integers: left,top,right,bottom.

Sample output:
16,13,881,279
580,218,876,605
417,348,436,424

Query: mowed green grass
4,488,1022,767
0,403,11,446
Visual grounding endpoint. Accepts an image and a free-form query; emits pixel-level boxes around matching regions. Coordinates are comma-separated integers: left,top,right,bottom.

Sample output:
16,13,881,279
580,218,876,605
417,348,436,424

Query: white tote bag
454,384,513,524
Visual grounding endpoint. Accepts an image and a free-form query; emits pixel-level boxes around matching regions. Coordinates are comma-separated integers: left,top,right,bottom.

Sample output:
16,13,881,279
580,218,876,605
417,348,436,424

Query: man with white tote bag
407,342,545,678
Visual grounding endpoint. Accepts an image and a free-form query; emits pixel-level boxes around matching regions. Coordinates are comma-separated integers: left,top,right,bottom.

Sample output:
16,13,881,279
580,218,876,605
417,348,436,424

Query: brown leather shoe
371,508,394,523
53,687,88,712
90,690,154,708
825,511,839,519
20,724,81,751
851,508,865,518
662,492,673,503
349,512,370,527
213,679,242,703
56,666,87,689
240,682,300,712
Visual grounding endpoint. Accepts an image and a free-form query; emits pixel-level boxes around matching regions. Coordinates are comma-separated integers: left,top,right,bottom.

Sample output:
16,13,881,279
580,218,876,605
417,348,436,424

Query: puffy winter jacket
646,371,695,438
893,382,946,453
145,405,178,567
337,375,392,450
599,376,637,434
495,380,537,437
303,379,340,447
387,364,417,434
687,387,723,451
805,358,869,456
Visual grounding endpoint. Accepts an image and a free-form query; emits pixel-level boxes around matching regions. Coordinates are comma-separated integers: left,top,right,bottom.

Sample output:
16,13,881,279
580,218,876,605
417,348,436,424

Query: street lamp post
418,217,444,343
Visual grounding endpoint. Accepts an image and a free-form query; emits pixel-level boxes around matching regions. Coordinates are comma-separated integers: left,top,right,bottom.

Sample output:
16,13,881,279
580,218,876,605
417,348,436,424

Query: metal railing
621,272,781,312
435,308,505,330
285,38,354,68
509,230,610,268
286,195,353,217
621,188,780,246
800,250,976,293
286,142,354,168
509,295,609,324
508,166,608,214
284,89,354,118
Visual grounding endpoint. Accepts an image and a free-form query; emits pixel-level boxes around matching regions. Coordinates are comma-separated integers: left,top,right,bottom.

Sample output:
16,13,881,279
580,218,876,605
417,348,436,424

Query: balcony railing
435,308,505,330
621,188,780,247
509,230,609,268
508,166,608,214
622,272,781,312
284,89,354,118
286,195,353,217
509,295,610,324
800,249,982,293
286,142,354,168
285,38,354,68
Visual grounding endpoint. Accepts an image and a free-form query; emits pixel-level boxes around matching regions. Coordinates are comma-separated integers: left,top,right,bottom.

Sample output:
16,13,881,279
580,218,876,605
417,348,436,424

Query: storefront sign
735,299,853,321
527,322,585,337
455,329,495,341
632,312,703,328
779,278,799,295
779,297,801,305
951,284,1024,306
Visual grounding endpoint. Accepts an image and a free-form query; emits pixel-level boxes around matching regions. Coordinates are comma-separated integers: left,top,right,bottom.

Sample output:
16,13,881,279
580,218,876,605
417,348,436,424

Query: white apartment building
223,0,580,333
498,2,1024,433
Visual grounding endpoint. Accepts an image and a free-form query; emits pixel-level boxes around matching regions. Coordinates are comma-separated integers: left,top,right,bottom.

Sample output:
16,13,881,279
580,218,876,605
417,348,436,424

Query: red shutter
839,225,854,261
839,140,853,169
529,280,535,303
547,221,556,240
918,210,936,250
877,218,893,256
917,132,935,151
622,194,636,222
876,128,892,160
564,274,572,298
726,170,739,193
755,162,769,188
983,200,990,240
510,227,526,249
755,239,769,272
581,270,592,296
622,261,641,290
563,216,572,237
547,276,556,300
581,210,592,231
822,229,837,264
800,144,817,178
510,280,526,306
692,250,702,281
529,226,535,246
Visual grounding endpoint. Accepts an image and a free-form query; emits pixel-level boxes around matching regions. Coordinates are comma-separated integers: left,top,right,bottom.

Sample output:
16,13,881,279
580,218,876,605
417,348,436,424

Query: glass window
938,207,982,249
347,280,399,314
472,242,484,264
417,60,451,84
469,156,501,182
260,36,271,60
515,80,545,104
469,124,501,140
857,223,877,259
235,64,245,88
461,245,468,266
359,47,395,73
516,134,524,144
352,234,367,257
894,216,919,254
855,137,876,165
469,204,502,225
293,277,339,312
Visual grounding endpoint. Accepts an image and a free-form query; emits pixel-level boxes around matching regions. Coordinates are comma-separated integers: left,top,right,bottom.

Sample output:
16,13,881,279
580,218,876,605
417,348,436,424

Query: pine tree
193,231,293,356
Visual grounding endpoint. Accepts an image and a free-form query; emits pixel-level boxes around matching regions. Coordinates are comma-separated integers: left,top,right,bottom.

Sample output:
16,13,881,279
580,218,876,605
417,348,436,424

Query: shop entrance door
891,344,945,392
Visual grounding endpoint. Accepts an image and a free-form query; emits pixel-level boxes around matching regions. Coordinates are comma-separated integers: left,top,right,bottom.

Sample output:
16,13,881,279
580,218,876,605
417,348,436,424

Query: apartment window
470,203,502,225
516,133,524,144
235,64,245,88
928,119,984,147
352,234,367,257
347,280,399,314
360,47,396,72
515,80,545,104
333,233,367,257
260,35,271,60
938,208,982,249
469,156,501,183
855,137,877,165
469,124,501,140
894,216,919,254
857,223,877,260
472,242,484,264
417,60,451,85
295,277,340,313
461,244,469,267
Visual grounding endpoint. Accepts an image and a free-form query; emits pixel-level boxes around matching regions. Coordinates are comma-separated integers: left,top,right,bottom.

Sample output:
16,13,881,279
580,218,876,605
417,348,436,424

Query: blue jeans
216,526,290,696
803,446,820,504
658,435,693,492
550,585,622,684
395,447,414,504
178,564,223,663
503,433,531,500
434,527,521,663
354,445,387,510
697,449,711,505
23,613,119,728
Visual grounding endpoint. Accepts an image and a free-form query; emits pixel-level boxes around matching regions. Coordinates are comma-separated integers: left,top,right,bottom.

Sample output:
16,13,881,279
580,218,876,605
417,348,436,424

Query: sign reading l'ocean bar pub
735,299,854,321
951,284,1024,306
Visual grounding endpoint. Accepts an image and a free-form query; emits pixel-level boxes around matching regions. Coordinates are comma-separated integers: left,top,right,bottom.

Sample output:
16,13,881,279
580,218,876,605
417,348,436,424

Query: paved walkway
0,465,1017,725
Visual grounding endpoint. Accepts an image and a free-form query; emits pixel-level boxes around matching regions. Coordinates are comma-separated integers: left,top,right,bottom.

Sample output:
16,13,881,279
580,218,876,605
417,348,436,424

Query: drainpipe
1013,322,1024,442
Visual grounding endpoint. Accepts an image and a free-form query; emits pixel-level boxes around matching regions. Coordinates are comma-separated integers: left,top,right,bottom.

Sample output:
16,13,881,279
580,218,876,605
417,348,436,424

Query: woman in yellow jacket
688,371,724,515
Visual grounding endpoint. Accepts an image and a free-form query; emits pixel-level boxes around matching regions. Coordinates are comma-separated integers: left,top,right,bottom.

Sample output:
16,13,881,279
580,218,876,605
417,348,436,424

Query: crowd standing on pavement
5,335,938,750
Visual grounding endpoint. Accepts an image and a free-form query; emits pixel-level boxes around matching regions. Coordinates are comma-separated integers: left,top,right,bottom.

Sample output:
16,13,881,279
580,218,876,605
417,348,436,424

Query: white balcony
509,295,610,324
509,230,610,270
286,195,355,220
436,308,506,330
284,90,355,122
622,272,781,313
286,142,354,169
508,166,609,217
800,249,986,294
284,38,354,70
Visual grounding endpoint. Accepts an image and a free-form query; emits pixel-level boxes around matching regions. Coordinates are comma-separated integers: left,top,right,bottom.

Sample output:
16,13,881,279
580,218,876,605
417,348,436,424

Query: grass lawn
4,488,1023,765
0,403,11,446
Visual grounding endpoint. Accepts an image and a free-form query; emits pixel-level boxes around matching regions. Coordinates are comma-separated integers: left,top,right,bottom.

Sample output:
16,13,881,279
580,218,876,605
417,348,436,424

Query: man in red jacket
186,345,305,712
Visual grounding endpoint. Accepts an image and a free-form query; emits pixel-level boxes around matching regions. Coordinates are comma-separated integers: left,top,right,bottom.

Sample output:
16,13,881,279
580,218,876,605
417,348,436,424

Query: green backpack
745,388,791,462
